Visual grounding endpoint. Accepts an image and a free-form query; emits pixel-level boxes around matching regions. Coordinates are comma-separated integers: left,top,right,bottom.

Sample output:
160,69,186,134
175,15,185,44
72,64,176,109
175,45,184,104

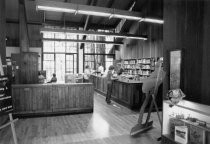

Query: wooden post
9,113,18,144
0,114,18,144
19,0,30,52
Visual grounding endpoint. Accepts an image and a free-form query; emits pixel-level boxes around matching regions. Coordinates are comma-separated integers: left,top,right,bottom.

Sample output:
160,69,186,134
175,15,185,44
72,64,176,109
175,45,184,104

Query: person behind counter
48,73,57,83
97,62,104,75
38,72,45,84
117,63,124,75
83,65,91,83
106,65,118,104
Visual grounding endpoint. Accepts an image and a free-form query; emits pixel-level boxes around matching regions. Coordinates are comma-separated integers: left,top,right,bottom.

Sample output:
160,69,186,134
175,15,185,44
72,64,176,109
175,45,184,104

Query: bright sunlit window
42,31,78,82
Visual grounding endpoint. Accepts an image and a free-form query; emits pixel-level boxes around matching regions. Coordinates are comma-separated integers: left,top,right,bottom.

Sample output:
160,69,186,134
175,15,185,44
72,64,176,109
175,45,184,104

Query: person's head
109,65,115,71
98,62,102,66
85,65,90,69
53,73,56,77
38,72,41,75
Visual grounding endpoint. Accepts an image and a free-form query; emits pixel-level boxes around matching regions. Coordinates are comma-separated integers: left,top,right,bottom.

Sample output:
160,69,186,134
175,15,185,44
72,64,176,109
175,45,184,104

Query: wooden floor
0,92,161,144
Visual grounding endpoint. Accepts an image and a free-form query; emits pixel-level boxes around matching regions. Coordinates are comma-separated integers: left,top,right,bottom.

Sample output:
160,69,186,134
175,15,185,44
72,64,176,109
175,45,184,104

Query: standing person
83,65,91,83
106,65,118,104
117,63,124,75
97,63,104,75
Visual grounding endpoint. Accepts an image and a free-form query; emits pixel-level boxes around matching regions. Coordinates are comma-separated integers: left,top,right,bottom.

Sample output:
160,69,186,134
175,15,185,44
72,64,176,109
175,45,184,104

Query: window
43,32,78,82
66,42,77,53
84,32,115,71
43,54,55,81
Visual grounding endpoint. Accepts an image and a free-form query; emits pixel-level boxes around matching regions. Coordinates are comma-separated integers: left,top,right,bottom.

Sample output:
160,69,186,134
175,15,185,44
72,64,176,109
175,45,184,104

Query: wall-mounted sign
170,50,182,90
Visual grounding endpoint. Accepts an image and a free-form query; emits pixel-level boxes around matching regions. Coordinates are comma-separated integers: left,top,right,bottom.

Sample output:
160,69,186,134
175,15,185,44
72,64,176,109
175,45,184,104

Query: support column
19,0,29,52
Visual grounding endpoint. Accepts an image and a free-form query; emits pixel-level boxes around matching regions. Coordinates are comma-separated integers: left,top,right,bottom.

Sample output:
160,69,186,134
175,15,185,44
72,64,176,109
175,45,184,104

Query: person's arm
111,73,118,80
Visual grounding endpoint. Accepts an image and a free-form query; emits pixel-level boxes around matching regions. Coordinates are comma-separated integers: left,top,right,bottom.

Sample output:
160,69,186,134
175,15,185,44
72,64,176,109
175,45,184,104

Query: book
189,125,206,144
175,126,188,144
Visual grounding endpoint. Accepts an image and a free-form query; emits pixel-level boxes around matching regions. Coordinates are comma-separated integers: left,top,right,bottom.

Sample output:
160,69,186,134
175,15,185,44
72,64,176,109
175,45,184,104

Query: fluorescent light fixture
78,10,111,17
143,18,164,24
113,14,142,21
127,36,147,40
36,0,163,24
37,5,76,13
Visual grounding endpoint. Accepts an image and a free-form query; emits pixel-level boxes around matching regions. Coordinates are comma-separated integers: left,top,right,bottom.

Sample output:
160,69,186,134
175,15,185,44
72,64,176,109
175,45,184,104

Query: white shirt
84,68,91,80
98,66,104,73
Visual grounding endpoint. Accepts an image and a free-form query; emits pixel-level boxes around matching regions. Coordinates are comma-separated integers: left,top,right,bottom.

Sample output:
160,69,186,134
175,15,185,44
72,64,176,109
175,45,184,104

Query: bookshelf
122,58,155,77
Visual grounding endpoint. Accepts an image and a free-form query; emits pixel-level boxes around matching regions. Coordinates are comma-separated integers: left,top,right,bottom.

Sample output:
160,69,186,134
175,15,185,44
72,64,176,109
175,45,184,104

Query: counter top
12,83,92,87
91,74,142,84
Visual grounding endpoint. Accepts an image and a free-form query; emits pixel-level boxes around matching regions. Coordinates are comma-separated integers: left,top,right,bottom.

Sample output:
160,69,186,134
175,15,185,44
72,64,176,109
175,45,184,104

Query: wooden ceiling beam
97,0,115,25
80,0,97,49
40,27,147,40
6,19,116,30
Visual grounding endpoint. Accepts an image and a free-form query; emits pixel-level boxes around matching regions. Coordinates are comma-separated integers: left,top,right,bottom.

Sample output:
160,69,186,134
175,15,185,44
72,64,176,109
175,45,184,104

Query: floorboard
0,92,161,144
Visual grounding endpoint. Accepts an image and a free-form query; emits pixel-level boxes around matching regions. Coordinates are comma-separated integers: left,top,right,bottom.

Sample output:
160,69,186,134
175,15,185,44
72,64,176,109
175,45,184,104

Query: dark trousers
106,82,113,103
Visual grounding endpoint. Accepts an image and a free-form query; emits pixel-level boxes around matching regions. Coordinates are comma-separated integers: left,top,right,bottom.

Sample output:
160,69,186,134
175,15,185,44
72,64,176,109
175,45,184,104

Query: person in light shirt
97,63,104,75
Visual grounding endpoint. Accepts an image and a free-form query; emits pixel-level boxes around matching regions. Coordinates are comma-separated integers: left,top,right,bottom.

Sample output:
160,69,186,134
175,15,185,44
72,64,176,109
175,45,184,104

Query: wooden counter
90,75,144,109
12,83,94,117
90,75,163,110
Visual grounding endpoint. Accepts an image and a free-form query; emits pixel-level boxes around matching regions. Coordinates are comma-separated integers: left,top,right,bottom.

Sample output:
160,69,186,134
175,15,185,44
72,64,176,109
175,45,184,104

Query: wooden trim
13,108,93,118
41,28,147,40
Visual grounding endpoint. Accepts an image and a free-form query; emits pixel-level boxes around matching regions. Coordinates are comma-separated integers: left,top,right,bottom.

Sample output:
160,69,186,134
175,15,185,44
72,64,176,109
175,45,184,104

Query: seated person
38,72,45,84
49,73,57,83
83,65,91,83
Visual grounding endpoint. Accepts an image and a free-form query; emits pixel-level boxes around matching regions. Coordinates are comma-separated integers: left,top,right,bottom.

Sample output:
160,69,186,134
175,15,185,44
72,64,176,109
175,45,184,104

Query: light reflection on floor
92,113,110,138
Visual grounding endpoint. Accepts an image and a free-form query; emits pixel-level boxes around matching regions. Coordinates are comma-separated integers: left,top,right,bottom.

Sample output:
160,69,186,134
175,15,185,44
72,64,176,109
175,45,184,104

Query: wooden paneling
201,2,210,105
0,0,6,65
90,75,144,109
12,83,94,116
20,52,38,84
163,0,210,105
0,0,7,127
11,53,38,84
118,0,163,60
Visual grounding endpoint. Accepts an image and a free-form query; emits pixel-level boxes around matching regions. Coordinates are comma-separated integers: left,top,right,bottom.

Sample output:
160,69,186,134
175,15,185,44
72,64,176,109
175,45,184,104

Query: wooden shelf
169,116,210,132
162,134,183,144
163,100,210,144
164,100,210,117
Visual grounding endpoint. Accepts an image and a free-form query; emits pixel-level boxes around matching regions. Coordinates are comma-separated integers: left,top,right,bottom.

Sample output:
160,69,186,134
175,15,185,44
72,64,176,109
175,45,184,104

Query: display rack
122,58,155,77
0,55,18,144
162,100,210,144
